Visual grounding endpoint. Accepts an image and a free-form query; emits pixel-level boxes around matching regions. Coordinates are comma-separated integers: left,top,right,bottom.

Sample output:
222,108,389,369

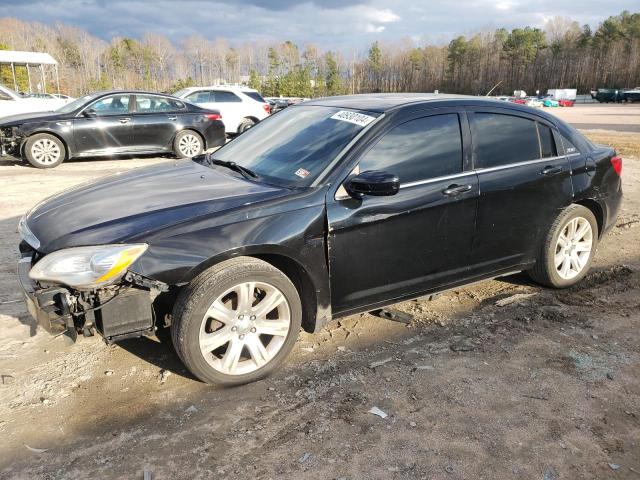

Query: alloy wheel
555,216,593,280
178,134,201,157
31,139,61,165
199,281,291,375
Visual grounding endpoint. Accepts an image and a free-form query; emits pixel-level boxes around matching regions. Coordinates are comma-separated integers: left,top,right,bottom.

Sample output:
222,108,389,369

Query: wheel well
22,131,70,160
175,128,206,149
251,253,318,334
575,199,604,238
237,117,260,133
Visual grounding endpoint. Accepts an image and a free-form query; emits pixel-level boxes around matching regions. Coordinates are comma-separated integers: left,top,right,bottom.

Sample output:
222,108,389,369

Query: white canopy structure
0,50,60,94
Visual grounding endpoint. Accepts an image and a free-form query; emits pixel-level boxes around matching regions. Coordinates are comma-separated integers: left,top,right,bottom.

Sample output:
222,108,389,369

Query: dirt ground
0,105,639,479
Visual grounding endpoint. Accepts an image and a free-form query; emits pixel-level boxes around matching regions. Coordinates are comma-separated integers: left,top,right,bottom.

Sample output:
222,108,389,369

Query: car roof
182,85,258,93
304,93,469,112
305,93,524,111
304,93,563,123
93,90,179,96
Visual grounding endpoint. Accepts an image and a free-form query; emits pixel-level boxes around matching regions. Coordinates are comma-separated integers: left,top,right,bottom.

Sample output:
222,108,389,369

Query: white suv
174,85,270,135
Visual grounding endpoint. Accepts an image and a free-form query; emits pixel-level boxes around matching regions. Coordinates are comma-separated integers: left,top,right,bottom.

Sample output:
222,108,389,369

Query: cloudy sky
2,0,638,49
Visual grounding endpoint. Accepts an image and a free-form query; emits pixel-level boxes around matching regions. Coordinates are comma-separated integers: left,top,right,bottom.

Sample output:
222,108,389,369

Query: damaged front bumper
18,252,159,343
0,126,22,157
18,256,74,337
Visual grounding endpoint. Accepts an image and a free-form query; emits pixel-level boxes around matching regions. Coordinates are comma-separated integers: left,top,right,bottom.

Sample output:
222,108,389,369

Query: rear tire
528,204,598,288
173,130,203,158
237,118,256,134
24,133,65,168
171,257,302,386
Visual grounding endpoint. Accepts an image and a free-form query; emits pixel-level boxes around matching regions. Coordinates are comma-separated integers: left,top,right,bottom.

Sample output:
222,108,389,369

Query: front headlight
29,244,148,289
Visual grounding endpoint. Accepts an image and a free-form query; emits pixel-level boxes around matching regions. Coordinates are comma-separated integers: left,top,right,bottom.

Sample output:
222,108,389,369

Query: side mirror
83,109,97,117
345,170,400,198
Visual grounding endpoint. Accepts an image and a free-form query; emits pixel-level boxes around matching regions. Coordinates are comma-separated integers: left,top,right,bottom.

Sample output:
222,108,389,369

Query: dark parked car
17,94,622,385
590,88,625,103
623,87,640,102
0,90,225,168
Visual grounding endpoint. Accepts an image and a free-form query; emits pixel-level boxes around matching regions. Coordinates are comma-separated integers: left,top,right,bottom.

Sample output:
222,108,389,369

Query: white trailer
546,89,577,100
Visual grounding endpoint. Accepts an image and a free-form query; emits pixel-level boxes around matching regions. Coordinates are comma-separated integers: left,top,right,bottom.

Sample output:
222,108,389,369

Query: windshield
0,84,20,100
210,105,379,187
56,94,99,114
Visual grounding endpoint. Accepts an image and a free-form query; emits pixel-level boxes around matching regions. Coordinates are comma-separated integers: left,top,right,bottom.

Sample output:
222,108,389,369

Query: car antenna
485,81,503,97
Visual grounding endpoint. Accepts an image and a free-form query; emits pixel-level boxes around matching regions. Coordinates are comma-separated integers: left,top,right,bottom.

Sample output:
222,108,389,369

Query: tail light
205,113,222,121
611,156,622,176
263,104,271,114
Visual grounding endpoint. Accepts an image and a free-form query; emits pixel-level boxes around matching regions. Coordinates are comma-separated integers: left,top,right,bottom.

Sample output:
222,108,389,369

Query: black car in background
0,90,225,168
17,94,622,385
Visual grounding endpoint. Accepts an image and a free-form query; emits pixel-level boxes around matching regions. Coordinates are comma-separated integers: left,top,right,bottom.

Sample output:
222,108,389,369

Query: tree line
0,10,638,98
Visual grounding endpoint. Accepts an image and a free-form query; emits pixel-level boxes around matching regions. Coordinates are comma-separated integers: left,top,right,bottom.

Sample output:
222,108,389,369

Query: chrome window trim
334,128,581,198
474,153,577,174
400,170,475,190
338,152,580,196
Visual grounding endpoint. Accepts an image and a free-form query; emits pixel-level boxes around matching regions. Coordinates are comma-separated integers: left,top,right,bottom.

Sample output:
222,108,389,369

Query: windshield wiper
204,154,259,180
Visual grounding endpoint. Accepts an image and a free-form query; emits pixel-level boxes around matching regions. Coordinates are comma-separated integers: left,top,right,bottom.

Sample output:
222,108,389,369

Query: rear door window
359,114,463,184
135,95,185,113
471,113,540,168
213,91,242,103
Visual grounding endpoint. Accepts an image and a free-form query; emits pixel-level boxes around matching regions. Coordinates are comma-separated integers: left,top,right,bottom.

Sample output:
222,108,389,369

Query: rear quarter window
560,135,580,155
244,91,266,103
213,91,242,103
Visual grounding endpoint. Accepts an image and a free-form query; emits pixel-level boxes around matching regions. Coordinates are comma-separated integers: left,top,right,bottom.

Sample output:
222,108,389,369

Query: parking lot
0,104,639,479
547,103,640,133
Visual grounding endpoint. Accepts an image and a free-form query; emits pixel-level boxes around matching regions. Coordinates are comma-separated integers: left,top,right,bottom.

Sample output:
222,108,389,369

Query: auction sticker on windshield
295,168,310,178
330,110,376,127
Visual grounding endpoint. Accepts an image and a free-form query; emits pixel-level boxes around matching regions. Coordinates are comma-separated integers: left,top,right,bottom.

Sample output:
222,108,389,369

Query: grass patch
581,130,640,158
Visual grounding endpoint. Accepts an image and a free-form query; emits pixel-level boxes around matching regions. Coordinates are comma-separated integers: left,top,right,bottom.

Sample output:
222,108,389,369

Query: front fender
18,123,73,158
132,203,331,331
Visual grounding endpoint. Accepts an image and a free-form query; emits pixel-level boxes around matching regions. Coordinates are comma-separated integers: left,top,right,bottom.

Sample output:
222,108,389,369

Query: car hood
0,110,63,126
25,159,287,253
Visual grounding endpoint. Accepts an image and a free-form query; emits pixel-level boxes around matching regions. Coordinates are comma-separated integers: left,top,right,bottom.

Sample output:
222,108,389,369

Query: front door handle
540,165,563,175
442,184,473,196
167,116,177,121
119,117,131,124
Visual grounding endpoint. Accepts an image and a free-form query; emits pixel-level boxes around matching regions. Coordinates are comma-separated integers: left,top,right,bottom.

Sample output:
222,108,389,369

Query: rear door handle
119,117,131,124
540,165,563,175
167,116,177,121
442,184,473,196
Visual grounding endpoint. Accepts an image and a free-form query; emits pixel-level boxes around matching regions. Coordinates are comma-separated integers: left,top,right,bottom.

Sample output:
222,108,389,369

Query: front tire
528,204,598,288
173,130,203,158
171,257,302,386
24,133,65,168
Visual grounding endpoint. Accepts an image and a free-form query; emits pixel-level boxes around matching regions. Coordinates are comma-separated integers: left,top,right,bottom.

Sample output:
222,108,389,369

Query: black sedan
17,94,622,385
0,90,225,168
